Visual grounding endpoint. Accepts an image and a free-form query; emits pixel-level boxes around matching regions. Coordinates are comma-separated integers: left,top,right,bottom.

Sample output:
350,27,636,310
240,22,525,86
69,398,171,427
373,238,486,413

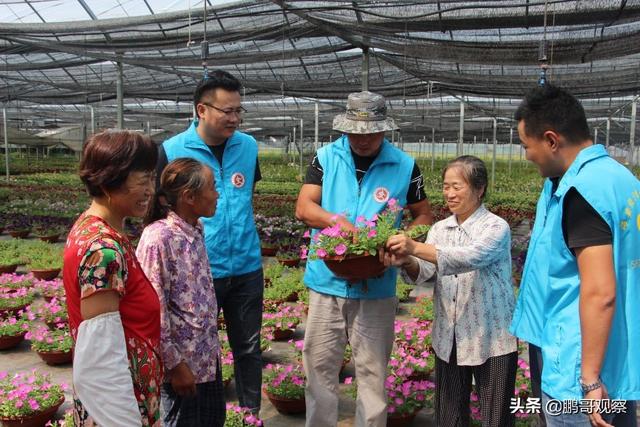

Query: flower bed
262,305,303,341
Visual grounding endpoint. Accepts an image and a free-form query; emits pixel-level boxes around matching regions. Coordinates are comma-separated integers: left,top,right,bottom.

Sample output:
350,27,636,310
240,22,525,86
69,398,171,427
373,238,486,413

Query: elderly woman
63,130,161,426
136,158,224,427
384,155,517,427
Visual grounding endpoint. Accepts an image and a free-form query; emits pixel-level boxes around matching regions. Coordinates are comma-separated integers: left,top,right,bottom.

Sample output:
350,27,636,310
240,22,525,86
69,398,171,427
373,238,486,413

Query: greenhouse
1,1,639,426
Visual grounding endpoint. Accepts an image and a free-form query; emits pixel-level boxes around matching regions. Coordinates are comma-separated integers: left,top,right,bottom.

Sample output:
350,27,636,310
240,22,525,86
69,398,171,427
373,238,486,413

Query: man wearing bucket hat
296,91,432,426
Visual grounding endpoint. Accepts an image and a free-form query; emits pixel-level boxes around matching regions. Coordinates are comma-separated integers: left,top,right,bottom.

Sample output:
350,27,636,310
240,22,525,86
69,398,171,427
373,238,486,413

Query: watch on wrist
580,378,602,395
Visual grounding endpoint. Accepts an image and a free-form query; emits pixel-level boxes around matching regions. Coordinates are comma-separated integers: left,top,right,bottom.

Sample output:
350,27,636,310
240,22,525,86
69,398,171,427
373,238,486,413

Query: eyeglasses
200,102,246,117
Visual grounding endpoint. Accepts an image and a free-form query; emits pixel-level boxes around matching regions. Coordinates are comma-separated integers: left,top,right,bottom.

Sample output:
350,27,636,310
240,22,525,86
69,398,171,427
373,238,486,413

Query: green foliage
264,267,304,303
27,326,73,353
396,279,413,302
405,224,431,241
0,315,29,337
410,295,434,322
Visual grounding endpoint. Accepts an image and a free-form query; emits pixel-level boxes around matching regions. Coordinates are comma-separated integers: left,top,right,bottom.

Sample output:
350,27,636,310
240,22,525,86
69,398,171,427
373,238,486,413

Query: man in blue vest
296,91,432,426
510,84,639,427
156,70,264,414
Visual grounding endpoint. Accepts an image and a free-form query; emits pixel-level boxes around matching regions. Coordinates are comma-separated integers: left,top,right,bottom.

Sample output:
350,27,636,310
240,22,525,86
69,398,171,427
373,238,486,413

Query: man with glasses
156,69,264,418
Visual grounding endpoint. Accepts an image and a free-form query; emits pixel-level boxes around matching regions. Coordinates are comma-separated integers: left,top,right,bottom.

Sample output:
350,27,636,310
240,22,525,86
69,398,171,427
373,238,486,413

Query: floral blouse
63,213,162,426
136,211,220,383
402,205,517,366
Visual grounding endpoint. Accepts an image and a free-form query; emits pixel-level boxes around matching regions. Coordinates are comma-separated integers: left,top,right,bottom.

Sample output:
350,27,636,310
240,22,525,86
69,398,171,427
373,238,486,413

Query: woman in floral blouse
63,130,161,426
384,155,518,427
136,158,224,427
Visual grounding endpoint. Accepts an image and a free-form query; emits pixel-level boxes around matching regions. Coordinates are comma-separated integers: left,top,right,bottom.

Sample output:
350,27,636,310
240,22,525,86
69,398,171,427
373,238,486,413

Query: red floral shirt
63,213,162,426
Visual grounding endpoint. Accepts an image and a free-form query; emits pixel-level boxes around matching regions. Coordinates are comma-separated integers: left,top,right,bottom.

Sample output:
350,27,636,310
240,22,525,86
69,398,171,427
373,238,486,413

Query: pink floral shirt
136,212,220,383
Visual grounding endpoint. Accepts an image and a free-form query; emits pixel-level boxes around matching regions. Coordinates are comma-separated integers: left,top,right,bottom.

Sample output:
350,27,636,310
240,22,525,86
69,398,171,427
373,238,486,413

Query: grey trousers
302,289,397,427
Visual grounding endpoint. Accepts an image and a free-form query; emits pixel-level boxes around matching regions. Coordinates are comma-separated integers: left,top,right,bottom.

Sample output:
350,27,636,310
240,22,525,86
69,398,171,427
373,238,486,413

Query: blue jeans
214,268,264,412
542,392,637,427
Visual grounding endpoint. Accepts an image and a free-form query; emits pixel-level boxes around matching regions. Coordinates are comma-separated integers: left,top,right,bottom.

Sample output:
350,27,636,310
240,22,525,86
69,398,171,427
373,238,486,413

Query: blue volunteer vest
163,122,262,278
509,179,554,347
518,145,640,400
304,135,414,299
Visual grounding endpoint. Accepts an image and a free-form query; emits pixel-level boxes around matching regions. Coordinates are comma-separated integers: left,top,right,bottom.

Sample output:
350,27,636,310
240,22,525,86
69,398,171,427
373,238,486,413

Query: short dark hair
145,158,211,225
193,70,242,119
442,155,489,200
79,130,158,198
514,84,591,144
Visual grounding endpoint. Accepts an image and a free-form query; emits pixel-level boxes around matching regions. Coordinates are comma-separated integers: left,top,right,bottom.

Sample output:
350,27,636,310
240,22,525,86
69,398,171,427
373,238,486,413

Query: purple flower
317,249,327,258
334,243,347,256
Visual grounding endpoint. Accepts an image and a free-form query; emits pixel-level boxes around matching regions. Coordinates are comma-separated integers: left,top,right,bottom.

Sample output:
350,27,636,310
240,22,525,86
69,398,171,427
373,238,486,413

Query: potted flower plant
275,247,301,267
45,409,74,426
344,374,434,426
0,288,35,318
32,224,67,244
0,241,29,274
6,219,31,239
392,319,435,381
0,370,66,427
306,199,403,281
262,304,303,341
35,278,65,303
25,244,63,281
263,363,306,414
263,268,304,305
0,314,30,350
26,326,73,365
396,278,413,302
263,261,286,287
0,273,35,293
224,403,263,427
409,295,434,323
384,374,434,427
32,298,68,330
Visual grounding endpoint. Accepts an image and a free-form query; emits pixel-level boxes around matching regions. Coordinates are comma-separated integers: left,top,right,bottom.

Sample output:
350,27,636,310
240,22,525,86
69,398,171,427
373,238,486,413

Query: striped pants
435,340,518,427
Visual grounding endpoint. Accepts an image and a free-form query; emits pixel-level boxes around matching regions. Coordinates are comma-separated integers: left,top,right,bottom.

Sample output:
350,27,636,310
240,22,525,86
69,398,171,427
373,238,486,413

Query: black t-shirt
155,144,261,188
551,178,612,253
304,149,427,205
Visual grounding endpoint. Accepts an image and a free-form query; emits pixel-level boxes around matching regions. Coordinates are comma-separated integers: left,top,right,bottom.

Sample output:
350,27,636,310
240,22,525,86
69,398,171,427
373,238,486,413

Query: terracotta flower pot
277,258,300,267
0,396,64,427
30,268,61,281
407,371,433,382
323,254,386,281
0,264,19,274
285,291,299,302
36,349,72,365
261,246,278,257
265,391,306,415
0,332,27,350
387,410,419,427
37,233,60,243
271,328,295,341
8,229,30,239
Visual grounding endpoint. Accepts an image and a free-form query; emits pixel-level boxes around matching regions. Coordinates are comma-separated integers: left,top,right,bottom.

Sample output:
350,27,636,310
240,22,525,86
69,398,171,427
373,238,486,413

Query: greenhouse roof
1,0,639,143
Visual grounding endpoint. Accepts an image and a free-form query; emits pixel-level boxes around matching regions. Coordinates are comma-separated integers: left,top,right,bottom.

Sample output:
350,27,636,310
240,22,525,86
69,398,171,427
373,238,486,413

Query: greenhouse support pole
594,128,598,145
458,101,464,156
292,126,296,162
630,99,637,165
116,61,124,129
431,128,435,172
491,118,497,192
90,106,95,134
508,128,513,174
606,119,611,148
300,118,304,177
3,108,8,182
314,102,319,152
361,47,369,91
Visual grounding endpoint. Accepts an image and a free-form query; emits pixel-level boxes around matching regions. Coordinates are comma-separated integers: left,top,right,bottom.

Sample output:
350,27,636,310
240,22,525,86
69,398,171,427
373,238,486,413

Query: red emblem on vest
231,172,245,188
373,187,390,203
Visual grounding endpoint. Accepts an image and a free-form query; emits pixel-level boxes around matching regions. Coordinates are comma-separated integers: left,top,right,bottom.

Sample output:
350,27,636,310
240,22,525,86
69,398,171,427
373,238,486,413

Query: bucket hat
332,91,398,134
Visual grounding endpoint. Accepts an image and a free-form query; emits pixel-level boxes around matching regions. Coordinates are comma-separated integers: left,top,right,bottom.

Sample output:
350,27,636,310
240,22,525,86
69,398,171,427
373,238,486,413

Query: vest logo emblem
231,172,245,188
373,187,390,203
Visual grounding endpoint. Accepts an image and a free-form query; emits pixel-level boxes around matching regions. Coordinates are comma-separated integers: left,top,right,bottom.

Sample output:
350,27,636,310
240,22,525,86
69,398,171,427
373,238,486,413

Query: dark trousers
214,268,264,412
529,343,547,426
161,364,226,427
435,340,518,427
